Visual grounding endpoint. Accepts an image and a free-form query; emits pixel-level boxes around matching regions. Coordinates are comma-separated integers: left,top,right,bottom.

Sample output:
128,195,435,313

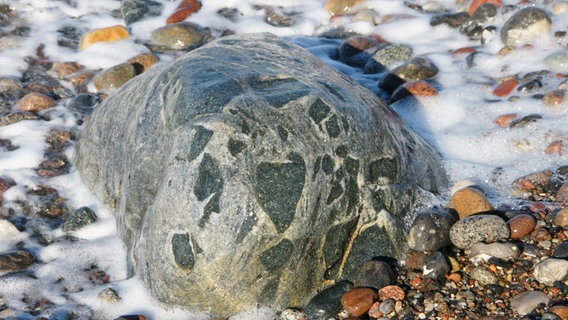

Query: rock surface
74,33,446,317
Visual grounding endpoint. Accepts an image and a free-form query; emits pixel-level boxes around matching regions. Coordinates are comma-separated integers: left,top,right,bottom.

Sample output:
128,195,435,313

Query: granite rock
449,214,510,249
74,33,446,317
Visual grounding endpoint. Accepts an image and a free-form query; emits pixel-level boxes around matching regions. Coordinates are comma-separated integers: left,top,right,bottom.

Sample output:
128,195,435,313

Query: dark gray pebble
407,207,457,252
304,281,353,320
62,206,97,233
430,12,469,28
509,114,542,128
553,241,568,259
354,259,395,290
423,251,450,280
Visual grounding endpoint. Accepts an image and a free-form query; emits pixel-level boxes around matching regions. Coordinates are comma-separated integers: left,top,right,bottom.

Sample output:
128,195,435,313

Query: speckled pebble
542,89,565,107
449,214,510,249
392,56,439,81
407,207,457,251
510,290,550,315
470,266,498,286
62,206,98,233
378,285,405,302
98,287,121,303
533,258,568,286
364,44,413,73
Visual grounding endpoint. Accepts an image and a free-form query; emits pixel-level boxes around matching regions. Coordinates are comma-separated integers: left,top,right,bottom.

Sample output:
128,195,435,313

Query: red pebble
508,214,536,240
451,47,476,55
492,78,518,97
367,301,383,318
166,0,201,24
341,287,378,317
494,113,517,128
378,285,405,301
468,0,502,15
545,140,564,155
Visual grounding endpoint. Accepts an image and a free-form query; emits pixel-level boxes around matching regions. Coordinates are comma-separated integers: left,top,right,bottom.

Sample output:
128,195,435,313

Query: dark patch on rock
327,181,344,204
344,225,396,280
369,158,400,184
309,98,330,125
194,153,223,201
325,114,341,138
322,154,335,175
171,233,195,269
260,238,294,271
228,138,246,156
255,153,306,233
323,218,358,279
189,126,214,161
277,125,288,141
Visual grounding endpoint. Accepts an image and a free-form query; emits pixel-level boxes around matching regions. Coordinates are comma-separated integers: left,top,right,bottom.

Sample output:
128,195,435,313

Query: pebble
354,260,395,290
51,62,84,79
62,206,98,233
94,63,139,92
80,25,130,51
556,183,568,203
367,301,382,318
542,90,565,107
98,287,121,303
423,251,450,280
509,114,542,128
550,305,568,319
364,44,412,73
492,78,518,97
552,241,568,258
552,1,568,15
0,219,20,240
430,12,470,28
166,0,201,25
391,80,437,102
533,258,568,286
449,187,492,219
126,53,159,73
553,208,568,227
468,0,501,15
461,3,498,40
545,140,563,155
151,22,212,50
449,214,510,249
508,214,536,239
279,308,304,320
392,56,439,81
340,287,377,317
324,0,364,16
0,250,34,271
510,290,550,315
494,113,517,127
121,0,160,25
500,7,552,47
16,92,55,111
337,36,384,67
304,281,353,320
405,250,427,271
378,285,405,301
407,207,456,251
470,266,498,286
468,242,519,262
544,52,568,73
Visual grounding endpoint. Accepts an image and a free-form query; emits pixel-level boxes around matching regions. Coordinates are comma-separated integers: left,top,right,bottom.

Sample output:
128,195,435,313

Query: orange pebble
468,0,502,15
494,113,517,128
166,0,201,24
403,80,438,96
545,140,563,155
451,47,476,55
492,78,518,97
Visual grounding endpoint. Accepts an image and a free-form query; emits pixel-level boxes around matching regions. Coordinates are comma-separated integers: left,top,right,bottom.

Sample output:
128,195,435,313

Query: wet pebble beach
0,0,568,319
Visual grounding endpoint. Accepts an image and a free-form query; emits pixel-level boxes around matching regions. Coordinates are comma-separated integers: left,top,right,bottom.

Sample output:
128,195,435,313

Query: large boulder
74,33,446,317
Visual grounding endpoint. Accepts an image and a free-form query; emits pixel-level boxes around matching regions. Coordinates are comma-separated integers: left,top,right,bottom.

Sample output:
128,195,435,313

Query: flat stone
16,92,54,111
468,242,519,263
392,56,438,81
407,207,457,251
449,214,510,249
80,25,130,50
470,266,498,286
510,291,550,315
75,33,446,317
166,0,201,25
533,258,568,286
0,250,34,272
94,63,139,92
500,7,552,47
378,285,405,301
364,44,413,73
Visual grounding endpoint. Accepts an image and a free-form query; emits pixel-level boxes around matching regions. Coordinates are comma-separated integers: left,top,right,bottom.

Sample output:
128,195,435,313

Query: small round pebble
80,25,130,51
341,287,377,317
508,214,536,239
0,219,20,240
94,63,139,92
554,208,568,227
323,0,364,16
552,1,568,15
470,266,498,286
354,260,395,290
151,21,212,50
449,187,491,219
98,287,121,303
449,214,510,249
544,52,568,73
392,56,439,81
510,290,550,315
542,90,565,107
533,258,568,286
17,92,54,111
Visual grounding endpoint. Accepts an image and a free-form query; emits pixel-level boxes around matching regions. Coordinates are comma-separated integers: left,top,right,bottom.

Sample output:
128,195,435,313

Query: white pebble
544,52,568,73
533,258,568,286
510,291,549,315
468,242,519,264
552,1,568,15
0,219,20,240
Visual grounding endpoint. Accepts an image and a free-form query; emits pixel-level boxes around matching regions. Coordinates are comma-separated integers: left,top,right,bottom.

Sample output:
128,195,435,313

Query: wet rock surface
74,32,446,317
